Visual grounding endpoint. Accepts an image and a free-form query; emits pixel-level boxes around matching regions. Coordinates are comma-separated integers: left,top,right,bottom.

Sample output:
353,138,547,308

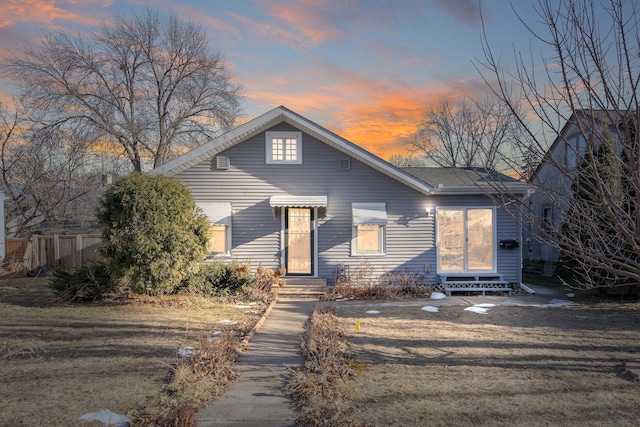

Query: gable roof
150,106,435,196
530,109,636,181
403,167,530,195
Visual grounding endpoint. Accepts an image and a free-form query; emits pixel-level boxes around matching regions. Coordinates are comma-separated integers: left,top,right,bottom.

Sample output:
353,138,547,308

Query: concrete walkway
197,298,317,427
196,284,570,426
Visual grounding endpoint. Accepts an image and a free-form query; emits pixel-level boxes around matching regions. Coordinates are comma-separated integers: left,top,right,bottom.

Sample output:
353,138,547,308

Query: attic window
216,156,230,169
266,131,302,164
338,158,351,171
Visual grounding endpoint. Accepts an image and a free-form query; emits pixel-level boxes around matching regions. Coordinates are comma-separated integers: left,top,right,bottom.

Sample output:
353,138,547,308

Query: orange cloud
243,60,491,160
0,0,107,28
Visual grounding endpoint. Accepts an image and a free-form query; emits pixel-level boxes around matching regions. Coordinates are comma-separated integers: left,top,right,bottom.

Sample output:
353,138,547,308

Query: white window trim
351,224,386,256
435,206,497,273
266,131,302,164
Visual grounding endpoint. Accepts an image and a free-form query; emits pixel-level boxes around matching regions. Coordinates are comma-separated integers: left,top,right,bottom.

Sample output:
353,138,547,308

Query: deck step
444,283,512,296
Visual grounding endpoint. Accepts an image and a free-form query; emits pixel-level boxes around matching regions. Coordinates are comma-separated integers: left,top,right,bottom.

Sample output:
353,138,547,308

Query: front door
285,207,313,275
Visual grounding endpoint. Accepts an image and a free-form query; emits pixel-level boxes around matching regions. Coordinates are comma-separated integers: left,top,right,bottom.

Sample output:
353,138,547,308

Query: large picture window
437,208,495,272
266,131,302,164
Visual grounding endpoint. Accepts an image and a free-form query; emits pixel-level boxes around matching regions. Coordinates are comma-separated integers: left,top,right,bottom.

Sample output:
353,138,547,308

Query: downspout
519,189,534,293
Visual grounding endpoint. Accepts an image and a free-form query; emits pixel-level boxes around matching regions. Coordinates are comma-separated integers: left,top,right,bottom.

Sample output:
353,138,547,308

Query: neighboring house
150,106,530,293
524,109,632,275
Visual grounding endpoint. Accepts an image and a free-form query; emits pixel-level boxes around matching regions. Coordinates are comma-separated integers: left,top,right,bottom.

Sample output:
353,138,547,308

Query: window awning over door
196,202,231,226
352,203,388,225
270,195,327,218
269,195,327,208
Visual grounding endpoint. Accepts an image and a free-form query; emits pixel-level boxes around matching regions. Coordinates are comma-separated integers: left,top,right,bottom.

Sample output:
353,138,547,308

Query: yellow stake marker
355,318,360,333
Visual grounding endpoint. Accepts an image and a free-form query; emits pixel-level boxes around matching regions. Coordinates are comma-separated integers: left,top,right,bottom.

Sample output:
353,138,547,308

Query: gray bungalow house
150,106,530,294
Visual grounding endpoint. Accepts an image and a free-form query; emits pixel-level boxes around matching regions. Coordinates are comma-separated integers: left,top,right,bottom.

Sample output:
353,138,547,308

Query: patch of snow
334,297,354,302
178,346,198,358
549,299,573,307
245,310,259,315
234,305,252,309
464,306,489,314
431,292,446,300
211,330,222,336
218,319,238,324
473,303,496,308
208,336,220,342
421,306,439,313
79,409,131,426
366,310,380,314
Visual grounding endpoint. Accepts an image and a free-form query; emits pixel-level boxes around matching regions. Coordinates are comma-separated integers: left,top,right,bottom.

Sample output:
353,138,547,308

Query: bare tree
1,7,241,172
388,153,426,167
477,0,640,289
1,104,103,236
408,96,523,174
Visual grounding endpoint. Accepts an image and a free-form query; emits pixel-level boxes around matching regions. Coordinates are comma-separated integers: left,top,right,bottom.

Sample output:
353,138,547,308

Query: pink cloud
263,1,340,44
170,5,240,39
228,11,313,47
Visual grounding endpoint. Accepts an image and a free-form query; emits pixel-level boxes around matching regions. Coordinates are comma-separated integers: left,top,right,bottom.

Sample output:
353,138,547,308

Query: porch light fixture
425,207,434,217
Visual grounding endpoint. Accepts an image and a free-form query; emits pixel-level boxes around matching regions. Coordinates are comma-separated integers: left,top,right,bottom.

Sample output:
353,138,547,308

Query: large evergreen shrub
96,173,210,295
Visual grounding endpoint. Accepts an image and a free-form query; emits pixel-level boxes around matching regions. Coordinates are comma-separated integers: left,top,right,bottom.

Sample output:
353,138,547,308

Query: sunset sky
0,0,565,159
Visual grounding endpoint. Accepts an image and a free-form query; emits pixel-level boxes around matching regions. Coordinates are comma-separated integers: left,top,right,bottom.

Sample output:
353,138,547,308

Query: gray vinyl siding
176,123,520,284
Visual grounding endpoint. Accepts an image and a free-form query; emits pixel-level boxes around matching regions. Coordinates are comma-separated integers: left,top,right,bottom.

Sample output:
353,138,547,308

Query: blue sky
0,0,557,159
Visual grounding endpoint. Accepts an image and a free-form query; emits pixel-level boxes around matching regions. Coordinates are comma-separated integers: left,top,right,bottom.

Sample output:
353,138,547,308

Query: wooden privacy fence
4,234,102,272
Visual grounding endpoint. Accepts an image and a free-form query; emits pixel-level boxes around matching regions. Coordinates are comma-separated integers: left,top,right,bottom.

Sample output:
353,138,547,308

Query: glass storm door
285,208,313,275
437,208,494,272
466,209,494,270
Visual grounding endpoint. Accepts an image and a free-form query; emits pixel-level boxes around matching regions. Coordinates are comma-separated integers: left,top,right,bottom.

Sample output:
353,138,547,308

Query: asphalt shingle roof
401,167,521,188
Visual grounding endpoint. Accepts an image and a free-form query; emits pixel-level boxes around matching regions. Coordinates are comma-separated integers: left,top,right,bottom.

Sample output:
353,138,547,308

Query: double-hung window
196,202,232,256
266,131,302,164
566,135,587,168
352,203,387,255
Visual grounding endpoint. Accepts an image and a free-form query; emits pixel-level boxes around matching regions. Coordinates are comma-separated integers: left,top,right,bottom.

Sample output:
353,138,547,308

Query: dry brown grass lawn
0,276,267,426
331,300,640,426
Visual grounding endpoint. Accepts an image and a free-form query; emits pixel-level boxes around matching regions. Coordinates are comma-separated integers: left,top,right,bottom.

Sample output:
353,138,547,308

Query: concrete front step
280,277,327,286
276,289,327,298
276,277,328,298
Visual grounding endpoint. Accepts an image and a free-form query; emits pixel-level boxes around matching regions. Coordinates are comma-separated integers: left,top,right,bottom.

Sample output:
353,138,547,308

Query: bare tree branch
407,95,529,177
0,103,106,236
0,7,241,172
476,0,640,289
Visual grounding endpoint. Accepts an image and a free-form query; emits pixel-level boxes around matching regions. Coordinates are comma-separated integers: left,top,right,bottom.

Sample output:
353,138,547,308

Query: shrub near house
96,173,210,295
